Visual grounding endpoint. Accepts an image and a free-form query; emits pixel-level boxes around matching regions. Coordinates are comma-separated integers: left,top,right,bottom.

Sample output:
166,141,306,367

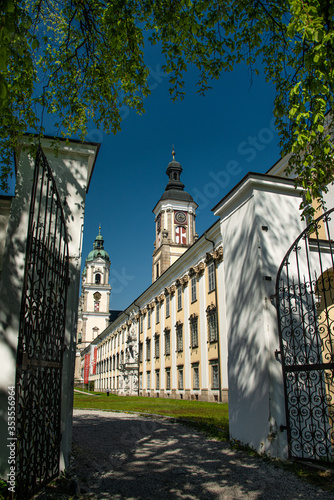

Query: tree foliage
0,0,333,217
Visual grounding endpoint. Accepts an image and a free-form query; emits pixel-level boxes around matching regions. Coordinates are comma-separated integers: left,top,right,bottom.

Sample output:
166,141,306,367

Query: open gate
276,207,334,463
15,146,70,497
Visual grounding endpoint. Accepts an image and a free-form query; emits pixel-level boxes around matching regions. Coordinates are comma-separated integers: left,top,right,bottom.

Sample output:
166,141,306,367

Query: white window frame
191,276,197,302
166,369,171,390
166,294,170,317
178,368,184,390
177,287,182,310
193,366,199,389
212,364,219,389
165,329,170,356
156,303,160,324
176,324,183,352
208,312,218,343
155,335,160,358
208,262,215,292
190,318,198,348
146,339,151,361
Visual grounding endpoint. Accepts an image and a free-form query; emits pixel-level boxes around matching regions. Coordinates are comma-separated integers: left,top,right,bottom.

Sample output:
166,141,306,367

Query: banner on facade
84,354,90,384
92,347,97,375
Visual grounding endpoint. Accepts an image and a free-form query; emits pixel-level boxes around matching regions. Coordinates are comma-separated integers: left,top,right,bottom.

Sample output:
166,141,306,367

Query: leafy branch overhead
0,0,333,218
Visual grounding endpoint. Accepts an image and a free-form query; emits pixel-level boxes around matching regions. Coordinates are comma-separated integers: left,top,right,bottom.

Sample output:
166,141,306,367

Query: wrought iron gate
15,146,70,497
276,207,334,463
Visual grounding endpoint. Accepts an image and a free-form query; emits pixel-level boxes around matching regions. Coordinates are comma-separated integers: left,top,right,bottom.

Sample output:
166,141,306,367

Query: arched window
95,273,101,284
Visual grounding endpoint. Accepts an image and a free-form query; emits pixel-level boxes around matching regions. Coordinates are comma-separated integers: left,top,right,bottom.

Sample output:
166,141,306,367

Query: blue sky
80,58,280,311
5,46,281,311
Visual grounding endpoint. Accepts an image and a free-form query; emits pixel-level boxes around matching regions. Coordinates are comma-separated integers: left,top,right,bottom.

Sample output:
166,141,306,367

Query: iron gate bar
15,145,70,498
276,207,334,463
284,363,334,372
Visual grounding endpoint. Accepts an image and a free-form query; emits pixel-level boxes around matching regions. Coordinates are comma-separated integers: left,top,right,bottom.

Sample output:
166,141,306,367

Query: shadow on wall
223,189,305,455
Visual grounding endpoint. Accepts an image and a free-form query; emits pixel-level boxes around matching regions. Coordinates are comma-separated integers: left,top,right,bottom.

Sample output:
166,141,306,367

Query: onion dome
159,148,195,203
86,226,110,262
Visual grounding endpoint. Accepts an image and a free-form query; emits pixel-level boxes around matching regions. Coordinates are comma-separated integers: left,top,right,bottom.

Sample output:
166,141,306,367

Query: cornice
212,172,302,220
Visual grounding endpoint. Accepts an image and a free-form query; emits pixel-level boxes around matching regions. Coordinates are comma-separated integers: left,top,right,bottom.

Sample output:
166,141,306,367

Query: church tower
76,227,111,347
152,150,198,282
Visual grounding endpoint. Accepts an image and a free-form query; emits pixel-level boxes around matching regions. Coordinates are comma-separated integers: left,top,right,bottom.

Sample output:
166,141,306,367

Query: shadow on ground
70,410,333,500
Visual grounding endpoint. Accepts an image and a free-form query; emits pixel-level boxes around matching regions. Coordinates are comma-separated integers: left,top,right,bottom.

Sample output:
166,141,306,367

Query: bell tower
152,149,198,282
77,227,111,347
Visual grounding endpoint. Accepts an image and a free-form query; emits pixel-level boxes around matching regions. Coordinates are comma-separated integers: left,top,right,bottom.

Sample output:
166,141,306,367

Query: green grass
73,391,229,440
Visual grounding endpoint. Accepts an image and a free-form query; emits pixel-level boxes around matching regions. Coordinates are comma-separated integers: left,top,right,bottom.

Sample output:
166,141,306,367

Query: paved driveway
72,409,333,499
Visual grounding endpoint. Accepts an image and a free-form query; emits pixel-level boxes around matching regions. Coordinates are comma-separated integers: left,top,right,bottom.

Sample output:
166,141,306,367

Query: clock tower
152,150,198,282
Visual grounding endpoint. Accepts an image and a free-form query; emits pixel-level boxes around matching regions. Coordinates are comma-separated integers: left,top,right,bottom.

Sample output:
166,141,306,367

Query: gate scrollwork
276,208,334,463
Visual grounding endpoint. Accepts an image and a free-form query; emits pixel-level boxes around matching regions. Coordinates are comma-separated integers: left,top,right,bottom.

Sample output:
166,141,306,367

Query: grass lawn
73,390,229,440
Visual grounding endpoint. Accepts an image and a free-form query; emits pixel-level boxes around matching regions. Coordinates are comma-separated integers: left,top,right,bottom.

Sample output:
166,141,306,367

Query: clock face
175,211,187,224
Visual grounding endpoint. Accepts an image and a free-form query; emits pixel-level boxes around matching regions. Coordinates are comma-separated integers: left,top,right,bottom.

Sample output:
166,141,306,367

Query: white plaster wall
0,138,99,477
220,183,305,458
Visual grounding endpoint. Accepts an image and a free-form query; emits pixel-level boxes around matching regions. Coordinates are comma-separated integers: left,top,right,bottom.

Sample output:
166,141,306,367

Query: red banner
92,347,97,375
84,354,90,384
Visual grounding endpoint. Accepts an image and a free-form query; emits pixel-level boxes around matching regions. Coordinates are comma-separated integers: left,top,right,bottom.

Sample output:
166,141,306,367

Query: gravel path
72,409,333,500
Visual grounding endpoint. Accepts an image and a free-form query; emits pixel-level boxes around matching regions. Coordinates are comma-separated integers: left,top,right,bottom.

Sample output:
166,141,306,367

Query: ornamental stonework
194,262,205,275
206,303,216,314
213,246,224,261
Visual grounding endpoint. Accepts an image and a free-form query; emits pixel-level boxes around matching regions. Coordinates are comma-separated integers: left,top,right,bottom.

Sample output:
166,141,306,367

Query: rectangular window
165,329,170,356
190,318,198,348
148,309,151,329
166,294,170,317
208,262,215,292
139,342,143,363
212,364,219,389
177,287,182,310
139,373,142,389
176,324,183,352
193,366,199,389
208,312,218,343
140,315,143,333
146,339,151,361
178,368,184,390
191,276,197,302
156,370,160,390
147,371,151,389
166,369,171,390
155,335,160,358
156,303,160,324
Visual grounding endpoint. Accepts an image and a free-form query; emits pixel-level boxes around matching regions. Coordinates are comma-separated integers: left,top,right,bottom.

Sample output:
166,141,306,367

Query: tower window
95,273,101,284
175,226,187,244
156,263,159,279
